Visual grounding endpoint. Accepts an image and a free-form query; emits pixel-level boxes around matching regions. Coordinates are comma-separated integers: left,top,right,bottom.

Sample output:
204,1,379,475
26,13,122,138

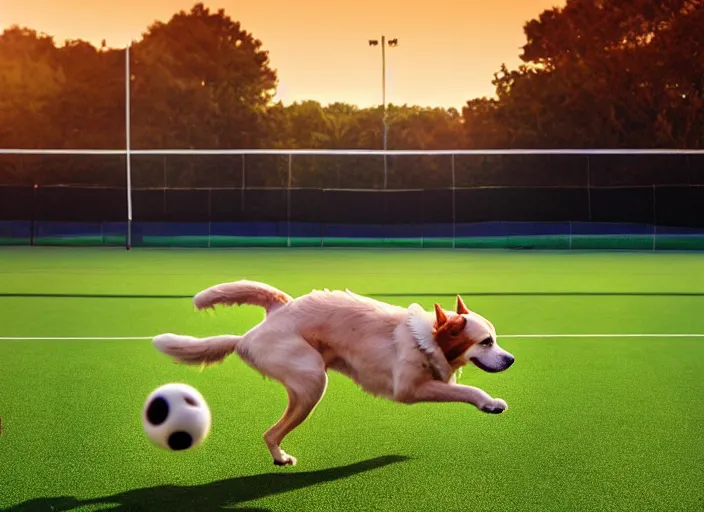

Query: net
0,151,127,246
1,148,703,250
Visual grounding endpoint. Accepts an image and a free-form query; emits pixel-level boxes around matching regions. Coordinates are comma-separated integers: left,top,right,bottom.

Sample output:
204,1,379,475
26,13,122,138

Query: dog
153,280,515,466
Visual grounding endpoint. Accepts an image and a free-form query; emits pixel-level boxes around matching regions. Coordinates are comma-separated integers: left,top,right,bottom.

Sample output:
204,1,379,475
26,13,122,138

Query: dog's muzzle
470,353,514,373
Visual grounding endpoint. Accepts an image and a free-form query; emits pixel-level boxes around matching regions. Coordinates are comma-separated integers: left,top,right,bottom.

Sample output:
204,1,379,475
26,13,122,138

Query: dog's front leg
404,380,508,414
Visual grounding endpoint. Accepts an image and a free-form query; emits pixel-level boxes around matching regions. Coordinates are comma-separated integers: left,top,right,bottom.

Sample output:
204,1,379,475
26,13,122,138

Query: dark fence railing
1,150,703,249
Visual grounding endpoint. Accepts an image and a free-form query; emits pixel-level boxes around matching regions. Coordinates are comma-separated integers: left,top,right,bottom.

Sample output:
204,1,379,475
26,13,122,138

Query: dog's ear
435,303,466,336
434,303,447,326
456,294,470,315
448,315,467,335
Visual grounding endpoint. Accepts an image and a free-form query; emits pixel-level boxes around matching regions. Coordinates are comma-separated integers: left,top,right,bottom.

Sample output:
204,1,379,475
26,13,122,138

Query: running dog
153,280,515,466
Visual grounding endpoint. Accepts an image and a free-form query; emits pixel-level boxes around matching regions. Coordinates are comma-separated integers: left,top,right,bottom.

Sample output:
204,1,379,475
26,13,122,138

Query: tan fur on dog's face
433,295,514,373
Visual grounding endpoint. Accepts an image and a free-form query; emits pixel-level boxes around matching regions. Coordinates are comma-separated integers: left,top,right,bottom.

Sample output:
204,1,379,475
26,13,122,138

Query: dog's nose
503,355,515,368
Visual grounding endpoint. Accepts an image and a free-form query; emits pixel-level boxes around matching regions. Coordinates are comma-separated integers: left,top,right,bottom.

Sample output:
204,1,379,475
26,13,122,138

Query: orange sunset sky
2,0,565,109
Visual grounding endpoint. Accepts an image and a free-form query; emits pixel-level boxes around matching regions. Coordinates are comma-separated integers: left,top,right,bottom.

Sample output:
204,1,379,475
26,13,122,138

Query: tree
462,97,510,149
481,0,704,148
353,106,385,149
0,27,64,149
387,105,463,150
278,100,327,148
50,40,125,149
0,28,129,186
130,2,277,149
312,108,359,149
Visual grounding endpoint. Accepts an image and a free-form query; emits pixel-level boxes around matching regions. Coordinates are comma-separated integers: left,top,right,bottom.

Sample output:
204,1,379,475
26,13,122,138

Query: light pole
368,36,398,187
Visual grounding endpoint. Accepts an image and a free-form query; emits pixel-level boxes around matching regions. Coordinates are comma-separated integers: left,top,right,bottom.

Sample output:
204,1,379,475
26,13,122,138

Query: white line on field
2,334,704,341
0,336,153,340
500,334,704,338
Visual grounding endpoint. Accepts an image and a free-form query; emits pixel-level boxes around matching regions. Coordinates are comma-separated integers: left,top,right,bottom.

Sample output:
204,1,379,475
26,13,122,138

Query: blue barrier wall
3,220,704,250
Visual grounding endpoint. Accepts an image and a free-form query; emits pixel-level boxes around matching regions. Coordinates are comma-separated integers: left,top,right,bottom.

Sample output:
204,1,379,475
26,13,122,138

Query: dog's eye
480,337,493,346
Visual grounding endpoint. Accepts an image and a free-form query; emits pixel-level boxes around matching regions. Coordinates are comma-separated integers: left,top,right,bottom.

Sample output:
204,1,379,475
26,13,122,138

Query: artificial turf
0,247,703,511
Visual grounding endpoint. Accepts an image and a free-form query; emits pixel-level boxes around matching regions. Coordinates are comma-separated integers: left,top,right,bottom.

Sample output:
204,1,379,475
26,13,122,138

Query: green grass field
1,247,703,511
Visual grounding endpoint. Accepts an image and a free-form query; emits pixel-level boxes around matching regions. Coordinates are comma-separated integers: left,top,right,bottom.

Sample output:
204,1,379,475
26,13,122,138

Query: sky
1,0,565,110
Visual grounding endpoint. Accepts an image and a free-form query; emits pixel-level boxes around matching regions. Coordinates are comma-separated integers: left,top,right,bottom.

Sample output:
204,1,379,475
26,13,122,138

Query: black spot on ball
168,431,193,451
146,396,169,426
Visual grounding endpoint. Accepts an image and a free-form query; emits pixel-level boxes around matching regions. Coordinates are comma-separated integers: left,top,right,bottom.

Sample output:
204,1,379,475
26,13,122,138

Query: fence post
208,187,212,248
452,153,456,249
31,181,37,246
287,153,292,248
241,154,246,212
125,43,133,250
652,185,657,251
586,155,592,222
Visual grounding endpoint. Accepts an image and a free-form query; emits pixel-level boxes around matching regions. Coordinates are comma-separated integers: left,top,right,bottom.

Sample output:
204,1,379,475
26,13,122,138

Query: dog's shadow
6,455,409,512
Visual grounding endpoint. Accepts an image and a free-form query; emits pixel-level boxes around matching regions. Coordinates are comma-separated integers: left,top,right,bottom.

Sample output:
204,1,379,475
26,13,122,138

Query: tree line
1,0,702,154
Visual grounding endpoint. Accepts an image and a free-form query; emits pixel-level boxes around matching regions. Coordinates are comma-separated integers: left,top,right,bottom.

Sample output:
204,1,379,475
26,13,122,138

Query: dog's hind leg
245,338,328,467
265,371,327,467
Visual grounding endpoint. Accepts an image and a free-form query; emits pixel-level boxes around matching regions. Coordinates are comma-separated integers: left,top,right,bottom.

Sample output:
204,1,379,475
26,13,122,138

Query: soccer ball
142,383,212,451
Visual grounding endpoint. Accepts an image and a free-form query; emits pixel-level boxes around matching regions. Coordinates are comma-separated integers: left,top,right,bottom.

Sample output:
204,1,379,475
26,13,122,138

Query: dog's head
433,295,514,373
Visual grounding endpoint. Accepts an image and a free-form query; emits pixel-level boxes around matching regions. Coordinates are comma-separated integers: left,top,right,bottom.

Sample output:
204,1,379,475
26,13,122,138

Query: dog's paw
273,452,297,467
480,398,508,414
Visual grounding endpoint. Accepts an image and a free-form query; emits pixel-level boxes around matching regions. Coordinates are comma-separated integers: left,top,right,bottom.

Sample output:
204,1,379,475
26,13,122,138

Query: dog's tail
153,333,242,366
192,279,293,316
152,281,291,366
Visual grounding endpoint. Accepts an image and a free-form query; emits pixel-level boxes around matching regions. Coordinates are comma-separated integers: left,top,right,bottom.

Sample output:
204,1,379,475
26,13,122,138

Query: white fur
407,303,436,353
